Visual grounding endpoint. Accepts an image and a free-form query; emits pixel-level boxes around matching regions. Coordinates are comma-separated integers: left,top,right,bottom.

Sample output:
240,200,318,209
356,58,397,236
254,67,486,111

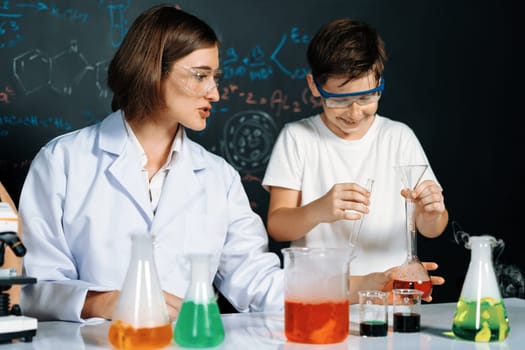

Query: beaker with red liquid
282,247,354,344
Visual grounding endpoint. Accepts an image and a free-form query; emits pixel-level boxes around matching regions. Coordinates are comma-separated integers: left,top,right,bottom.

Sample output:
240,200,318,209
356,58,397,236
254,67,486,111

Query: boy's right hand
317,182,371,223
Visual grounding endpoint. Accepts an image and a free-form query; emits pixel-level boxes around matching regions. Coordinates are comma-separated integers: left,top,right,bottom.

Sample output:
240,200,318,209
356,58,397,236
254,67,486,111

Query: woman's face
161,45,221,131
307,71,380,141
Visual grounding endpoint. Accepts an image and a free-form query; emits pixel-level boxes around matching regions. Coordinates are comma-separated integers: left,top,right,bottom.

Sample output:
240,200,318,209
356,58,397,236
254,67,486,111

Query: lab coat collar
98,111,205,225
98,110,129,156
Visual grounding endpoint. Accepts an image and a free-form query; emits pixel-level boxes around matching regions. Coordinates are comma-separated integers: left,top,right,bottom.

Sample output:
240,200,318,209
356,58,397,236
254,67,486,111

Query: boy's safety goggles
313,76,384,108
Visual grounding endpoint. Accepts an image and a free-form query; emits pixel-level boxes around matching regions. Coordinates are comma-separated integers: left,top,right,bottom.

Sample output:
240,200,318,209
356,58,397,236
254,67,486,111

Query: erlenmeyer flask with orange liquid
392,164,432,299
108,233,172,350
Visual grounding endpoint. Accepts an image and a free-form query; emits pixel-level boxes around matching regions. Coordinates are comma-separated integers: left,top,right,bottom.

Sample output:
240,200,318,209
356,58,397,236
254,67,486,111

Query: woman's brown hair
108,5,220,121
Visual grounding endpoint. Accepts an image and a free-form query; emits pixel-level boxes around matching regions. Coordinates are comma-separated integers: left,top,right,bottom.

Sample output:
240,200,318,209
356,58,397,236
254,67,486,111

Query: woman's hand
82,290,120,320
163,291,183,322
82,290,183,321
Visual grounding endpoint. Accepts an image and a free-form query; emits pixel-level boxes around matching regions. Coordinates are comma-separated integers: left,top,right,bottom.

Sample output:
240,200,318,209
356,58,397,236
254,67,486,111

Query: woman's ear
306,73,321,97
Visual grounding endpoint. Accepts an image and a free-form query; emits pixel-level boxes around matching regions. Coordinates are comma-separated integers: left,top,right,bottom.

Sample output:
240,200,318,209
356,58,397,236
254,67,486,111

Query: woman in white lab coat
18,5,283,322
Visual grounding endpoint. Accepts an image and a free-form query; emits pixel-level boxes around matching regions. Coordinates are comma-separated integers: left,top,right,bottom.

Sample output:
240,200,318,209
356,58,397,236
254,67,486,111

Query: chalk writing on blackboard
13,40,101,95
1,1,132,49
222,26,310,80
1,2,319,178
219,84,320,118
0,109,103,137
12,48,50,94
270,27,310,79
0,114,73,131
220,110,278,173
1,1,92,44
0,85,14,104
107,1,131,48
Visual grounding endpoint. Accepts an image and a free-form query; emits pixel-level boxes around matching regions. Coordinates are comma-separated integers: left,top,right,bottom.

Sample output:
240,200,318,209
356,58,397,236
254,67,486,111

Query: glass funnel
452,235,510,342
392,164,432,299
108,233,173,350
174,254,225,348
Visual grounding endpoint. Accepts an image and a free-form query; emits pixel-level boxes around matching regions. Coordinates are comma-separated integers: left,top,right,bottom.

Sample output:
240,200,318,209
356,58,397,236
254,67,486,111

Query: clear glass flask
108,233,172,350
174,254,225,347
452,235,510,342
392,164,432,299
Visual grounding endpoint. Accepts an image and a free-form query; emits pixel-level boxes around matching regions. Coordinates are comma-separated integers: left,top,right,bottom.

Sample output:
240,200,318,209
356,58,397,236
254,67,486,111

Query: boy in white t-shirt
262,18,449,303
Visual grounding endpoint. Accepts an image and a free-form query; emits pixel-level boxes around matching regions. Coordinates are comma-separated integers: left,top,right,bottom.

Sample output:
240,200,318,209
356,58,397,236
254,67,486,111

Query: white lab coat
19,111,284,322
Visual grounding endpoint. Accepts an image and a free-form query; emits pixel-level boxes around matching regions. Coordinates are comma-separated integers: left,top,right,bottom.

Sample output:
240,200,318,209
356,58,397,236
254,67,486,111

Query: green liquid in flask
174,300,225,347
452,297,510,342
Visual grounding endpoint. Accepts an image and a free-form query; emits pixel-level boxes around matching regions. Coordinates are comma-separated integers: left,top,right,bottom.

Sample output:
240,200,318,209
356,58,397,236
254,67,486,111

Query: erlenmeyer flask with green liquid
174,254,225,347
452,235,510,342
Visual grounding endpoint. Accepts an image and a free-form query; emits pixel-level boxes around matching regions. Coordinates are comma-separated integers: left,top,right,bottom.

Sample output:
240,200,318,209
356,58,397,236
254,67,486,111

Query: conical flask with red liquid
392,164,432,299
452,235,510,342
108,233,172,350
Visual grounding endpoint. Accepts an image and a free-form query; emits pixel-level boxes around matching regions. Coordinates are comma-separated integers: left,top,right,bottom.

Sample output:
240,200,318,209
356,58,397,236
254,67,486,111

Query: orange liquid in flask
108,320,173,350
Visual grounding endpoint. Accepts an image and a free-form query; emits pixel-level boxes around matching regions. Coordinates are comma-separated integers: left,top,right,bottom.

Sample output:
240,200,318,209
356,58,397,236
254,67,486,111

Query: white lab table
1,298,523,349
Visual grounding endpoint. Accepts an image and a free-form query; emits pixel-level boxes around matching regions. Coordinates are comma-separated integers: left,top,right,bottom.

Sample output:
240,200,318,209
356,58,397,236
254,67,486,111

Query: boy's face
307,72,380,141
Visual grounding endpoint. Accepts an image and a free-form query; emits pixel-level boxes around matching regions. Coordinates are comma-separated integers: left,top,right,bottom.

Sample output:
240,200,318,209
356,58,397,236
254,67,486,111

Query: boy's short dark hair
307,18,386,86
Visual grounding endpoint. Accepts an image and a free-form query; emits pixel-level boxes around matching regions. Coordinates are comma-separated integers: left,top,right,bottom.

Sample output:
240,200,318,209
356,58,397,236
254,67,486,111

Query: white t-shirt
262,114,439,275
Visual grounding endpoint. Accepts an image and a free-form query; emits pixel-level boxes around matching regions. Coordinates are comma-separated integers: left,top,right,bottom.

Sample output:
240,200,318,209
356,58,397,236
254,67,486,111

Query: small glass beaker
282,247,354,344
358,290,389,337
392,288,422,333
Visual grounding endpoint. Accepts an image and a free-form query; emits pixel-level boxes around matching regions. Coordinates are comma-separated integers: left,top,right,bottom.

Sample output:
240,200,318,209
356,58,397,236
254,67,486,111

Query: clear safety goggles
171,63,223,96
314,76,384,108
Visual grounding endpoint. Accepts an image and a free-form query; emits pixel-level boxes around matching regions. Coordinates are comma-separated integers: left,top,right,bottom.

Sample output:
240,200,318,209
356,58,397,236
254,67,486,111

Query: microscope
0,203,37,343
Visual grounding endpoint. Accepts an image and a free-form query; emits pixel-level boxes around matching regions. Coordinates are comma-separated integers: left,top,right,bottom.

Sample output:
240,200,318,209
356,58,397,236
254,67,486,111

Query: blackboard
1,0,522,303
